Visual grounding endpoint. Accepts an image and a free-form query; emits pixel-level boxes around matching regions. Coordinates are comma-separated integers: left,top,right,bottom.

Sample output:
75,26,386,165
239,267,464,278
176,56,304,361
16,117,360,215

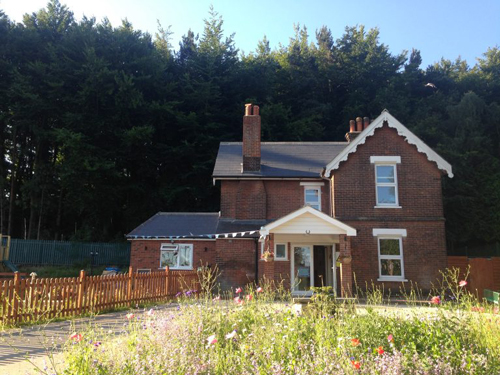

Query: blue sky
1,0,499,68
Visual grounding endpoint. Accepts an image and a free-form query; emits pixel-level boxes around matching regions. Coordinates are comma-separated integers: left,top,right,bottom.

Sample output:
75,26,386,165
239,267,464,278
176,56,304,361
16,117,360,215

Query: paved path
0,304,175,375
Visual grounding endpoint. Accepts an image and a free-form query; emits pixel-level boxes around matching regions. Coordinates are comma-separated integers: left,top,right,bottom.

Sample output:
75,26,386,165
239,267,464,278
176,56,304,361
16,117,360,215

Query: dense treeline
0,1,499,251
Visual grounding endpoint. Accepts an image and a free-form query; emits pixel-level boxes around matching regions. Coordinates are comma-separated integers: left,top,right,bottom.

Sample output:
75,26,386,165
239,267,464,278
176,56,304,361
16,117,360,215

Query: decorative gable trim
324,110,453,178
260,206,357,236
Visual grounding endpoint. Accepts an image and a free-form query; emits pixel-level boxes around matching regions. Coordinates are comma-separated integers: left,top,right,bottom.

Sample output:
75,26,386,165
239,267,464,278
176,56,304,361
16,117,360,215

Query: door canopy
260,206,356,237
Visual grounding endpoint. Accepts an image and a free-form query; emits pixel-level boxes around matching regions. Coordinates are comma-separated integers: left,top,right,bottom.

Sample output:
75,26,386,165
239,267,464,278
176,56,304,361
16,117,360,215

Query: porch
259,206,356,297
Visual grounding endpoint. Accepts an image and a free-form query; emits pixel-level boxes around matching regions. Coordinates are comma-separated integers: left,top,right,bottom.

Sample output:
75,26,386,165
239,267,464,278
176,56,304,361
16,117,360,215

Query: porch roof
260,206,356,236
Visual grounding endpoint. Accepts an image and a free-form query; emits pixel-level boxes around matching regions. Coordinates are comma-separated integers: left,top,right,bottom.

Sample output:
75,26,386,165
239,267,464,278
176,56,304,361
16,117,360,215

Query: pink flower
235,287,243,294
246,294,253,301
459,280,467,287
387,334,394,343
234,296,243,304
147,309,154,316
256,287,263,293
206,334,217,345
70,333,83,342
126,313,135,320
471,306,485,313
430,296,441,305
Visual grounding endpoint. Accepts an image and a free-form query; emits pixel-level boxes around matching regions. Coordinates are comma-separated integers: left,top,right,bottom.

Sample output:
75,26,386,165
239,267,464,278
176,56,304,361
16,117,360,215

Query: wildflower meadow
43,269,500,374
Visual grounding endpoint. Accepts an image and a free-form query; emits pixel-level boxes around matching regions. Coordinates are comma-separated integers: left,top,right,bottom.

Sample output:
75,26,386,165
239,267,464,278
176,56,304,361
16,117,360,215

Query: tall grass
23,268,500,374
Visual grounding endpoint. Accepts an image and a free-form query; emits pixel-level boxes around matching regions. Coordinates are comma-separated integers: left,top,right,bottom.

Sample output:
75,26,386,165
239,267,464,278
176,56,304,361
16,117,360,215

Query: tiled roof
212,142,348,178
126,214,266,239
127,212,219,238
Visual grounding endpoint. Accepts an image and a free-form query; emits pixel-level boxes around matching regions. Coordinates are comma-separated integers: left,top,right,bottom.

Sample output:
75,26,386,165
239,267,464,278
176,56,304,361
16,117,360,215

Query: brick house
127,105,453,296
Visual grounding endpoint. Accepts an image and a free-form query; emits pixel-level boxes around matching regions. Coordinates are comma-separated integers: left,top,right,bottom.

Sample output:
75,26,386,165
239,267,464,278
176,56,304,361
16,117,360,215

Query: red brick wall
333,125,444,220
221,180,330,220
129,240,216,271
346,220,447,291
258,234,291,289
236,180,267,220
215,239,257,290
333,124,448,291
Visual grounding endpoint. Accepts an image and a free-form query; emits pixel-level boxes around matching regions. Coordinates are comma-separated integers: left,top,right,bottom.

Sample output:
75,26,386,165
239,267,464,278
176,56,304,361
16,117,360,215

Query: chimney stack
345,116,370,142
242,103,261,172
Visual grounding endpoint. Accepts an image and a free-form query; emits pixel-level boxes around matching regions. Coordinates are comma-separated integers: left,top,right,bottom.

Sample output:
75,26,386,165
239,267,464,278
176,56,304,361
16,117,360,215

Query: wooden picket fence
0,267,199,325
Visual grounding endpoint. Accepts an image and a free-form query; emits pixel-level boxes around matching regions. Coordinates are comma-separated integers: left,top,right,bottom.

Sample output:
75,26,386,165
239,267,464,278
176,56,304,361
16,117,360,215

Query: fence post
165,266,169,297
12,272,20,323
77,270,85,315
127,266,133,306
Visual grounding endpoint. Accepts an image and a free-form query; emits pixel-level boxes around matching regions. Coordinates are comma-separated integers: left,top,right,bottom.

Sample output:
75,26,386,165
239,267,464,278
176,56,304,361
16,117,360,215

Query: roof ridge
220,142,348,145
157,212,220,216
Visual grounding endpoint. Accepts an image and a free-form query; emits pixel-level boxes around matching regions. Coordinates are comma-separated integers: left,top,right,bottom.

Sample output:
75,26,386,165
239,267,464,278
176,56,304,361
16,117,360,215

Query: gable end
324,110,453,178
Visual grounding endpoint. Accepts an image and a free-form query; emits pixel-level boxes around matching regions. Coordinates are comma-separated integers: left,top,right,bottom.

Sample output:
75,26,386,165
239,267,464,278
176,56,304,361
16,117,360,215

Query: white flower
225,330,238,340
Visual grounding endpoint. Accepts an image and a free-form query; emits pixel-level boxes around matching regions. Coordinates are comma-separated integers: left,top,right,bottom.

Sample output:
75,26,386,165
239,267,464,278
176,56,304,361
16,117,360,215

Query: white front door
291,245,313,294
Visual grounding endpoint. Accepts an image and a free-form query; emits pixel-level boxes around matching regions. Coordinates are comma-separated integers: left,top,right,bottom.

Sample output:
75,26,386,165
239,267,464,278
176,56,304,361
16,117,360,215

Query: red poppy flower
430,296,441,305
351,360,361,369
235,287,243,294
351,338,360,346
256,287,263,293
246,294,253,301
377,346,384,355
70,333,83,342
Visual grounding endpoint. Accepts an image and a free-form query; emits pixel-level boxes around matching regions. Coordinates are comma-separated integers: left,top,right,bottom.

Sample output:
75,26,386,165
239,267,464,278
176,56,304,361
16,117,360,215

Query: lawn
47,270,500,374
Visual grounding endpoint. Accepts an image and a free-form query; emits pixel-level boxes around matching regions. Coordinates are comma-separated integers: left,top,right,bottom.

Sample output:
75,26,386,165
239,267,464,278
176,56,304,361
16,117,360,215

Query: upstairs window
370,156,401,207
160,244,193,270
300,182,323,211
305,188,321,210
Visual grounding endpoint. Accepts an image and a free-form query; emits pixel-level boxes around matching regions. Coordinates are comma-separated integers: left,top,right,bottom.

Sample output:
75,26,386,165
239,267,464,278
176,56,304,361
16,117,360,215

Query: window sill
259,259,288,262
158,267,194,271
377,278,408,282
374,205,402,209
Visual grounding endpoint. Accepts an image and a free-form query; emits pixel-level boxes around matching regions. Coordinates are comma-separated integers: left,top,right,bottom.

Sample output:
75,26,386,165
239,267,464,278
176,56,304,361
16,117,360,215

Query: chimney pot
363,117,370,130
349,120,355,133
245,103,253,116
356,117,363,132
253,105,259,116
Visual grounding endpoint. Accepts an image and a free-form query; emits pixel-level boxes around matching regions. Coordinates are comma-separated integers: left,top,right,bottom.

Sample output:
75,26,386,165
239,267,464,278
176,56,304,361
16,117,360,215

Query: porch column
339,235,353,297
260,233,275,287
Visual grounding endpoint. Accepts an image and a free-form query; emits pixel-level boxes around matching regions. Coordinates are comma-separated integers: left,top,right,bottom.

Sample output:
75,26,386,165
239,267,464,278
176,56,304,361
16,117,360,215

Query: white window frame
301,183,322,211
371,156,401,208
373,228,407,282
274,243,288,261
159,244,193,270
